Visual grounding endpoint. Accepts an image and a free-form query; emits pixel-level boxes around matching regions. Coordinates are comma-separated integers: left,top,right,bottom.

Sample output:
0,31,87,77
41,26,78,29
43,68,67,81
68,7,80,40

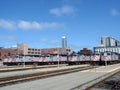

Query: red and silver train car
2,52,120,66
3,54,68,66
100,52,119,65
68,52,120,65
68,54,91,65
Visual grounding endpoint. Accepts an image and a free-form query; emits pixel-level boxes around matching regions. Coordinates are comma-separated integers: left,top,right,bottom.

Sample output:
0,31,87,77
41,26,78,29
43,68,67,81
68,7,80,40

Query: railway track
0,65,60,73
0,66,97,87
85,70,120,90
109,80,120,90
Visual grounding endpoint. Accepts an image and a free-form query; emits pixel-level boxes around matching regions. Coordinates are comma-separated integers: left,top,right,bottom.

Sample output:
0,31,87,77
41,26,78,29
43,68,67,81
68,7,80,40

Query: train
3,54,68,66
2,52,120,66
68,52,120,65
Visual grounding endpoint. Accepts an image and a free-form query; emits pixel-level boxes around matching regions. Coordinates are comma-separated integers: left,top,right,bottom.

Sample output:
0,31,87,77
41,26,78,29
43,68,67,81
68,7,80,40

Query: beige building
0,43,73,60
28,48,41,55
17,43,28,55
17,43,72,55
17,43,41,56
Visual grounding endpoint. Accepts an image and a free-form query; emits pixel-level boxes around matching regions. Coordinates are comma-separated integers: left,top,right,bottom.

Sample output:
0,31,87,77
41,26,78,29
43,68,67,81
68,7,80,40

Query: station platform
0,64,89,78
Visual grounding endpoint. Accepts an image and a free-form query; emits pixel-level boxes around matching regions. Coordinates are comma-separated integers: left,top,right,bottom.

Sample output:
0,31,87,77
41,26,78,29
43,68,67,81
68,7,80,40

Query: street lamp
56,41,59,68
57,52,59,68
23,46,25,67
104,52,107,68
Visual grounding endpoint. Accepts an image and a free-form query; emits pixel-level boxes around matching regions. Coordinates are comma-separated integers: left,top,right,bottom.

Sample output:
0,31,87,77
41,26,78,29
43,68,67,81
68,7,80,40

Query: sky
0,0,120,51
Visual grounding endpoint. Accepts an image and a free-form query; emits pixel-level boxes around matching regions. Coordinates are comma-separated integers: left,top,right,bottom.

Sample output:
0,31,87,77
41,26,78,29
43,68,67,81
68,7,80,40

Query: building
0,41,73,60
17,43,41,56
17,43,72,56
94,36,120,54
94,46,120,54
62,36,67,48
17,43,28,55
28,48,41,56
41,48,73,55
79,48,93,55
101,36,120,47
0,47,22,60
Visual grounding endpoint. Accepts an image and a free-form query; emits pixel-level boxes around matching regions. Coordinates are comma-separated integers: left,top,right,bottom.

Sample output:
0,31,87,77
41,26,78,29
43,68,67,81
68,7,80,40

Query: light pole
56,41,59,68
57,52,59,68
23,46,25,67
17,46,20,66
104,52,107,68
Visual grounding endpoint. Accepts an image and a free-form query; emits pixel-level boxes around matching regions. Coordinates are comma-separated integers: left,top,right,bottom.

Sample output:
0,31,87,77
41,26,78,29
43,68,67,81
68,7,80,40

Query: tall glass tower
62,36,67,48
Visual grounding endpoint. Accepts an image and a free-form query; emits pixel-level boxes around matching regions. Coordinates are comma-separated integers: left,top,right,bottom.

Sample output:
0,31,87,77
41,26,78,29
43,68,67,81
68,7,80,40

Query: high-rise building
101,36,120,47
62,36,67,48
94,36,120,54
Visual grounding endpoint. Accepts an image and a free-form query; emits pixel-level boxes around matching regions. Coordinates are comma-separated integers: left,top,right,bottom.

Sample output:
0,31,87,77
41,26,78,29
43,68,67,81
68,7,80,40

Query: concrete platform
0,64,89,78
0,61,3,66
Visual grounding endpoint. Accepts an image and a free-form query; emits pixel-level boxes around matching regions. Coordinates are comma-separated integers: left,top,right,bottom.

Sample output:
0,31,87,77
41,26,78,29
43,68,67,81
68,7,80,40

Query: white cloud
50,5,76,16
17,20,42,30
17,21,60,30
111,9,120,16
0,19,61,30
0,19,15,29
0,36,18,42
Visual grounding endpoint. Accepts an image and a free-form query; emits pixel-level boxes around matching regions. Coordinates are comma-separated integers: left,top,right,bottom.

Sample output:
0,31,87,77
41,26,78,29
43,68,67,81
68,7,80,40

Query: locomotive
68,52,120,65
3,54,68,66
2,52,120,66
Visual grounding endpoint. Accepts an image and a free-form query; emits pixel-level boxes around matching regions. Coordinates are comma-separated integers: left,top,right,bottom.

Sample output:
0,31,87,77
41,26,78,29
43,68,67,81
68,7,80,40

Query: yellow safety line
80,66,120,73
107,67,120,72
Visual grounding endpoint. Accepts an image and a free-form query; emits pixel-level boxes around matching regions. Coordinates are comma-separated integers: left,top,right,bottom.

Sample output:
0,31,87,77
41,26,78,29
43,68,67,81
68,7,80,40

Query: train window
95,54,100,55
107,53,111,55
101,53,104,55
19,56,23,58
7,56,10,58
15,56,18,58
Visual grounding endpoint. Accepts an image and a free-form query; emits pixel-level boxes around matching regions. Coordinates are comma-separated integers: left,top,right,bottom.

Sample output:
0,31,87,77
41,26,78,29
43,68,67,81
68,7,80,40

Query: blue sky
0,0,120,51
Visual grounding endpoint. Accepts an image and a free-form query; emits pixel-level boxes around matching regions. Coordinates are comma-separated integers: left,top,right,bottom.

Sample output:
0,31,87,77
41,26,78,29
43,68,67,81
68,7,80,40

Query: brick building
0,47,23,60
79,48,93,55
41,48,72,55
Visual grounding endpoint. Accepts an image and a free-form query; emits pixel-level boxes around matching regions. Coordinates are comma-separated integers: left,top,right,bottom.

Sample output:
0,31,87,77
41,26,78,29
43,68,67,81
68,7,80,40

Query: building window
28,48,31,50
118,48,120,53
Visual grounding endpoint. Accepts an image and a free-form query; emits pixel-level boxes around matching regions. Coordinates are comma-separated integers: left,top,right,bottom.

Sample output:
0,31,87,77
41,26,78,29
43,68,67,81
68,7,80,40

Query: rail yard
0,0,120,89
0,64,92,86
0,63,120,90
